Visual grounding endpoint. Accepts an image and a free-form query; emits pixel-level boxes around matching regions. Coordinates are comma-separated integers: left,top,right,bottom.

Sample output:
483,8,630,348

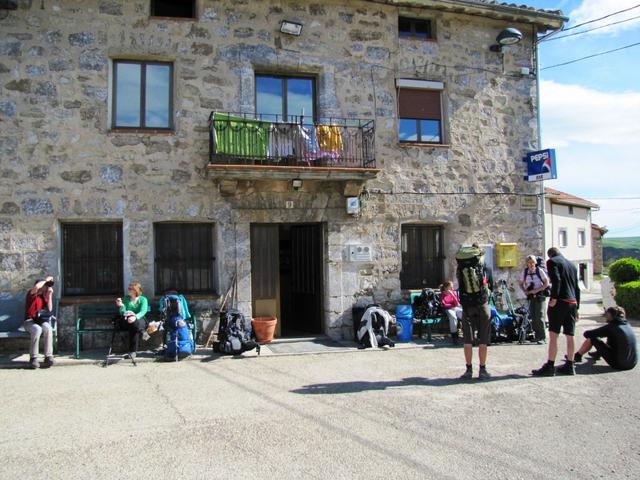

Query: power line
537,3,640,42
540,14,640,42
540,41,640,70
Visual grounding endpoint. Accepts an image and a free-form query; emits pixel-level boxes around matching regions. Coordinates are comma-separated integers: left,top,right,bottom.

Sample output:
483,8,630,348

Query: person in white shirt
519,255,550,344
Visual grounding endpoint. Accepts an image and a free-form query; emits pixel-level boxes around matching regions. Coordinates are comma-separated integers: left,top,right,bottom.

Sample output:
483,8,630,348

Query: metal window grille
400,225,445,289
62,223,123,296
154,223,216,294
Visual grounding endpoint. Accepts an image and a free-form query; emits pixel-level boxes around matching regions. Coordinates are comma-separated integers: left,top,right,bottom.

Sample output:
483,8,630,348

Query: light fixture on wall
489,27,523,52
280,20,303,36
292,179,303,191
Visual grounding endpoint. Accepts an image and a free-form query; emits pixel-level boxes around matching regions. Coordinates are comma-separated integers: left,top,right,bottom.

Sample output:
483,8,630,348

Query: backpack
160,294,194,359
356,305,394,349
412,289,442,320
214,309,258,355
456,247,489,306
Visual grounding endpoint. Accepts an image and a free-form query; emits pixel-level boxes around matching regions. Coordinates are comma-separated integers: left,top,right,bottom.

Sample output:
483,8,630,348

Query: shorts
547,301,577,336
461,303,491,345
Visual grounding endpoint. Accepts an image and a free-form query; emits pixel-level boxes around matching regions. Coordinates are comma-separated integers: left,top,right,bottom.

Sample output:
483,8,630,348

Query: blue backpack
160,294,194,359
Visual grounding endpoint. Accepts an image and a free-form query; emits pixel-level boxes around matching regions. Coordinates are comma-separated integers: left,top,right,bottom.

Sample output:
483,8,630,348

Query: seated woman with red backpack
24,276,56,369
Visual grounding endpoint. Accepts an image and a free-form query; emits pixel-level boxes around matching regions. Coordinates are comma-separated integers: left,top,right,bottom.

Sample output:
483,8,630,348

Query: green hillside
604,237,640,265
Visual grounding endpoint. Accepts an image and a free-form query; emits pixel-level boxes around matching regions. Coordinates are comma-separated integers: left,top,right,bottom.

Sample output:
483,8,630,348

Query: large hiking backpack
213,309,258,355
456,247,489,306
356,305,395,349
412,289,442,320
160,294,194,359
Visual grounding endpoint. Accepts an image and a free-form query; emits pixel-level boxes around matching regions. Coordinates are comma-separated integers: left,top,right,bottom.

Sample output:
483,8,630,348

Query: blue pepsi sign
524,149,557,182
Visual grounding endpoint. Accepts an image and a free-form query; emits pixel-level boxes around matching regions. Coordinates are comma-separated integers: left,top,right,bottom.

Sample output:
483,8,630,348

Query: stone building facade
0,0,565,349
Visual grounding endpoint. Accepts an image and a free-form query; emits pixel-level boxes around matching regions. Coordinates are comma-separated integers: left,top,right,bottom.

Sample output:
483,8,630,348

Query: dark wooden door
289,224,323,334
400,225,444,289
250,224,279,301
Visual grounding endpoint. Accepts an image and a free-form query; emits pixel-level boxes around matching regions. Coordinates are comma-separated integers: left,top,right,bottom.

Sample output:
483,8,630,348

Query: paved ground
1,294,639,479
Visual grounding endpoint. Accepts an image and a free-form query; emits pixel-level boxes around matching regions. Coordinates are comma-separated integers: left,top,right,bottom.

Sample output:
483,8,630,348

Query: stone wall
1,0,544,345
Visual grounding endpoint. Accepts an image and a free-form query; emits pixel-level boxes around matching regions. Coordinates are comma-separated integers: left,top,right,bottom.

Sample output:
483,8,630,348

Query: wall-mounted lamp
280,20,303,36
489,27,523,52
292,179,303,191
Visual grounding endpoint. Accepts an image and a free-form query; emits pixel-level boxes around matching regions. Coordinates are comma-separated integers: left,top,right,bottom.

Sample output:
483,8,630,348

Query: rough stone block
68,32,95,47
0,253,23,271
0,100,16,117
79,49,107,71
21,199,54,216
60,170,92,183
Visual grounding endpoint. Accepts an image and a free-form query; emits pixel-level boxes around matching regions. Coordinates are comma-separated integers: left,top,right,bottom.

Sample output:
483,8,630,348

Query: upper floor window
62,223,123,296
154,223,216,294
113,60,173,130
397,81,443,144
559,229,568,248
399,17,434,40
568,205,574,215
255,75,315,122
578,229,586,247
151,0,196,18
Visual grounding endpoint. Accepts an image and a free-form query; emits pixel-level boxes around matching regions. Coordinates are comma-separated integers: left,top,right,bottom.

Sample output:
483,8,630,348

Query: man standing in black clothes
532,247,580,376
574,307,637,371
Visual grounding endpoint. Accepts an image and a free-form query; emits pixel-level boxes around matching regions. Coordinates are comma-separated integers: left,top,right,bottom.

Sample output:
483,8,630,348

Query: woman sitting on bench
115,282,149,360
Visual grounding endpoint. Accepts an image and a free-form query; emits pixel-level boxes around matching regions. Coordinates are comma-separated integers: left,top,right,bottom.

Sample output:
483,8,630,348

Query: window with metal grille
399,17,434,40
62,223,123,296
398,88,443,144
154,223,216,294
400,225,445,289
151,0,196,18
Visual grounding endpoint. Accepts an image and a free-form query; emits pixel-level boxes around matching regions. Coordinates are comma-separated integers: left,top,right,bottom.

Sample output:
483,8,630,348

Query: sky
524,0,640,237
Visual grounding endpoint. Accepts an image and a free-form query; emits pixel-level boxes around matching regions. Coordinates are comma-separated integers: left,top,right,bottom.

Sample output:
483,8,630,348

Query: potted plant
252,316,278,343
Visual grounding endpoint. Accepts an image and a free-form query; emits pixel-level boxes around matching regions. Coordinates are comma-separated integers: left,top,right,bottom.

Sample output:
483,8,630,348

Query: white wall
545,199,594,289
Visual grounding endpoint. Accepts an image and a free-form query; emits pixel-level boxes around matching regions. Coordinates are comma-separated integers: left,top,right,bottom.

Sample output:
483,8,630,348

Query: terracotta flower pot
252,316,278,343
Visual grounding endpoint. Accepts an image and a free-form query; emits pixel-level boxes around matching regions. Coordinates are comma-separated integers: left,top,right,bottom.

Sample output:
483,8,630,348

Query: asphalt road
1,314,639,480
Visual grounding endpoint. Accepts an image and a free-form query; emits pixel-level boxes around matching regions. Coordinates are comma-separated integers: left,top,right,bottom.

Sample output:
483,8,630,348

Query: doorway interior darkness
250,223,324,337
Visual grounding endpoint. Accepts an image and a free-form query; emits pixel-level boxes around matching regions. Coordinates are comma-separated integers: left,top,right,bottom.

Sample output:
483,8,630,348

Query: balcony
207,112,379,182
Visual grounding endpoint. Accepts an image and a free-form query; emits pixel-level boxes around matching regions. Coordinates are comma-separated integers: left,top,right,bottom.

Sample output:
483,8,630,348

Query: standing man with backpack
519,255,550,344
532,247,581,376
456,244,492,380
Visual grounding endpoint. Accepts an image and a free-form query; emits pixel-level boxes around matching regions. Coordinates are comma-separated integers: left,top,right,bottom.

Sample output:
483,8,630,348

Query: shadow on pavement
291,374,529,394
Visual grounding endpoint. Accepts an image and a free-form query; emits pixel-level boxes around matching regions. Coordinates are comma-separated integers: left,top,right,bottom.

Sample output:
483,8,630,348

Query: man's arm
584,323,611,340
575,272,581,309
547,260,561,299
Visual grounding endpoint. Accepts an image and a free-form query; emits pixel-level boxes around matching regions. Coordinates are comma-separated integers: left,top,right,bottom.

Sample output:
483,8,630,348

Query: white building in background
545,188,599,291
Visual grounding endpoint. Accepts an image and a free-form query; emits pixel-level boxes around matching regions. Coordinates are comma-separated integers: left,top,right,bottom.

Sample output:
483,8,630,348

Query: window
399,17,434,40
62,223,123,296
151,0,196,18
400,225,444,289
578,229,586,247
112,60,173,129
154,223,216,294
398,88,443,144
558,229,568,248
568,205,574,215
255,75,315,122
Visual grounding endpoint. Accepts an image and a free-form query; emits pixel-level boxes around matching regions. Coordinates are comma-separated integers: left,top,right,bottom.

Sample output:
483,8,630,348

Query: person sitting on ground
519,254,550,344
24,276,56,369
440,281,463,344
574,306,637,371
115,282,149,360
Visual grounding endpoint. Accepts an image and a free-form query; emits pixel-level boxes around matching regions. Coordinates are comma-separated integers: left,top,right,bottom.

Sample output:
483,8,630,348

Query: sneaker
536,339,546,345
42,356,55,368
556,361,575,376
574,353,583,363
588,351,602,360
478,367,491,380
460,367,473,380
532,362,556,377
29,357,40,369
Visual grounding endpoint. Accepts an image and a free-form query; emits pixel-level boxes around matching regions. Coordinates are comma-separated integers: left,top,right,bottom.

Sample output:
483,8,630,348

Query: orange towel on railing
316,125,343,153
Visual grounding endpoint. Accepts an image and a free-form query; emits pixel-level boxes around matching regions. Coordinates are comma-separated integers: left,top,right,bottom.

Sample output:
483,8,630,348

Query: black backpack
213,309,258,355
412,289,442,319
456,247,489,306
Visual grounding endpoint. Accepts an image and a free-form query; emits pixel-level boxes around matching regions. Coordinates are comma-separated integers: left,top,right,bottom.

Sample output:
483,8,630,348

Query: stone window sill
150,16,197,22
399,143,450,149
109,128,175,135
399,37,437,43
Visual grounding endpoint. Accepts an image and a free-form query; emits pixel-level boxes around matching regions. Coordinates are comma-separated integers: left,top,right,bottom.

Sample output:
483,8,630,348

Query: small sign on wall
348,245,373,262
520,196,538,210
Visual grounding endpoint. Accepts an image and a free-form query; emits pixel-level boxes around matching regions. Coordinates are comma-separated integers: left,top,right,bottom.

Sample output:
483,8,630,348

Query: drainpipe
534,26,546,255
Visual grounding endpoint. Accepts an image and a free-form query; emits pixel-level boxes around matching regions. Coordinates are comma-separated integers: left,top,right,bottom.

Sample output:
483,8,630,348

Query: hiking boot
478,367,491,380
556,361,575,376
588,351,602,360
460,366,473,380
29,357,40,369
531,362,556,377
574,353,583,363
42,356,55,368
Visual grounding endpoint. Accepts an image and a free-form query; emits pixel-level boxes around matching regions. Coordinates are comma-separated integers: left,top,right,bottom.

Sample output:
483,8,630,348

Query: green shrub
608,258,640,284
615,281,640,319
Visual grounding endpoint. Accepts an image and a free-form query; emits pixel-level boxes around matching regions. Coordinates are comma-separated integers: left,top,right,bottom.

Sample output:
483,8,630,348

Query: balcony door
255,75,315,123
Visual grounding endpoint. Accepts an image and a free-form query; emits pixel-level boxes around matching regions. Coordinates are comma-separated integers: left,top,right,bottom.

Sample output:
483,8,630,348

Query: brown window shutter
398,88,441,120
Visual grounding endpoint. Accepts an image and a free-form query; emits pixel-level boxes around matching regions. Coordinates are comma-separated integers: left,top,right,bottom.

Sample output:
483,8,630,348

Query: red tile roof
545,188,600,209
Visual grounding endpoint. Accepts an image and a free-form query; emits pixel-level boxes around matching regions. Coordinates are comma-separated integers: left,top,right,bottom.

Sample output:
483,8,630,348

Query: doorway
250,223,324,337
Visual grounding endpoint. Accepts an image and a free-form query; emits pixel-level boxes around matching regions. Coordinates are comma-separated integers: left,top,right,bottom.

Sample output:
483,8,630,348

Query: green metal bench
75,304,119,359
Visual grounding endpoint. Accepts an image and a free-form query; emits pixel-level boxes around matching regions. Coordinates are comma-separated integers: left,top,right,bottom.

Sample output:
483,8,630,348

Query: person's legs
530,297,545,341
460,309,474,378
591,338,618,367
548,331,559,361
566,335,575,361
24,320,42,358
446,310,458,334
479,344,488,365
41,322,53,358
576,338,593,356
464,344,472,364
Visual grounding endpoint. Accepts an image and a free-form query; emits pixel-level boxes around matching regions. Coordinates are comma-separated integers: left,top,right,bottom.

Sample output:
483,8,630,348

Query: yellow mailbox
495,243,518,268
